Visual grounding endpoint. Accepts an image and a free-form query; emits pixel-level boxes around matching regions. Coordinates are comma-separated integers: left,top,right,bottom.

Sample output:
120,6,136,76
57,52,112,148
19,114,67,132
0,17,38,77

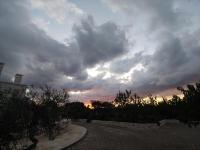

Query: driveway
67,122,200,150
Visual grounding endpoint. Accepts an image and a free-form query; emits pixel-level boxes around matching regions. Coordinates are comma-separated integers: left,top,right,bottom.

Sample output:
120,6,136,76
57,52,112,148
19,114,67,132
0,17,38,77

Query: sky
0,0,200,102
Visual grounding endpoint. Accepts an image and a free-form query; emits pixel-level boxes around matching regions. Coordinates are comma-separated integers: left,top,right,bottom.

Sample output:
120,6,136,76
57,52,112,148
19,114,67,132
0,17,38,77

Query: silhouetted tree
177,82,200,121
65,102,88,120
38,85,69,140
91,101,114,109
114,90,131,107
0,89,38,150
90,101,114,121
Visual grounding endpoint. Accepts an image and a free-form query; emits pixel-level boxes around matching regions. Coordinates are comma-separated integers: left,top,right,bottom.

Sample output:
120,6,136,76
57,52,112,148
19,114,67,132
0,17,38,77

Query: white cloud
32,17,50,32
31,0,84,23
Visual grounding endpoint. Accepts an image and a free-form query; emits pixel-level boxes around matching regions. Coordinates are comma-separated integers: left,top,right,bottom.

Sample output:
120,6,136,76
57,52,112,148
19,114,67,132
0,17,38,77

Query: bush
0,89,38,150
0,85,70,149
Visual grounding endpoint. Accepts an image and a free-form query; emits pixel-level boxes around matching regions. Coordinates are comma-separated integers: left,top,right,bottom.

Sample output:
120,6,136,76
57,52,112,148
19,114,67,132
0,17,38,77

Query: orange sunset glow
1,0,200,149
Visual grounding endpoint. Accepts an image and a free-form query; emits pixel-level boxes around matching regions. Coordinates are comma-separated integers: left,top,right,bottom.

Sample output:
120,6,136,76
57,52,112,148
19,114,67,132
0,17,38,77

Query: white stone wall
0,81,26,96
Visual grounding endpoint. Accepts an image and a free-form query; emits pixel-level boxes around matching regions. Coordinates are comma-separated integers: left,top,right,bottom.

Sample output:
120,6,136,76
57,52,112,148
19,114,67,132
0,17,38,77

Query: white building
0,63,27,94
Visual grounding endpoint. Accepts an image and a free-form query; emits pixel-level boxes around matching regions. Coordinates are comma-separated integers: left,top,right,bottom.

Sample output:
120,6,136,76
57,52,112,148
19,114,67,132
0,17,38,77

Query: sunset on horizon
0,0,200,149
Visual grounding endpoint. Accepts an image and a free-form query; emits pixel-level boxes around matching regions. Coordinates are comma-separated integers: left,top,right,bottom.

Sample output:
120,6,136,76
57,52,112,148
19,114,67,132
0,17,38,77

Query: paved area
67,122,200,150
36,124,87,150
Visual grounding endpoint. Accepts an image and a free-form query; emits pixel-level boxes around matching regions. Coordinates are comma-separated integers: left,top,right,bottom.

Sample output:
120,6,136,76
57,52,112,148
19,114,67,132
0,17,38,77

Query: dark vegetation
0,86,69,150
64,102,89,120
68,82,200,125
0,82,200,149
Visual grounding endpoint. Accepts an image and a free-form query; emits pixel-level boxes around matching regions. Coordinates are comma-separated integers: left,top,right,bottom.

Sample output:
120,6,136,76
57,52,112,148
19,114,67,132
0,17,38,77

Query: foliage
66,82,200,125
177,83,200,121
91,101,114,109
0,85,70,149
36,86,69,140
64,102,88,120
1,82,200,149
114,90,131,107
0,89,38,150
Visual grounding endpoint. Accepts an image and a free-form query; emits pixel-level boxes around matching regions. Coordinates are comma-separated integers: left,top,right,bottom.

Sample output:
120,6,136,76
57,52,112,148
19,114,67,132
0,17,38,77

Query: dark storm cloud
0,0,83,83
1,0,200,98
0,0,127,88
103,0,200,95
149,36,187,75
73,15,128,67
128,33,200,94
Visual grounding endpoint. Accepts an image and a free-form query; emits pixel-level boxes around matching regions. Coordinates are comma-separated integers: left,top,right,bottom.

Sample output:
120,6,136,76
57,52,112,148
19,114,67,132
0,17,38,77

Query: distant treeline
65,82,200,124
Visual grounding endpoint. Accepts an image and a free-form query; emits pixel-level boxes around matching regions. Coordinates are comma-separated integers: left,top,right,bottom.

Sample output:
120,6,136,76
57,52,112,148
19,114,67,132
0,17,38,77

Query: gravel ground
66,122,200,150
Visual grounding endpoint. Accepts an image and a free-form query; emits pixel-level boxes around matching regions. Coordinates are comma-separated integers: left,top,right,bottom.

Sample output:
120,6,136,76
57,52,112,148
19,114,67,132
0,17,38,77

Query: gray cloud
1,0,200,100
128,33,200,94
0,0,128,90
103,0,181,31
73,15,128,67
103,0,200,96
0,0,83,84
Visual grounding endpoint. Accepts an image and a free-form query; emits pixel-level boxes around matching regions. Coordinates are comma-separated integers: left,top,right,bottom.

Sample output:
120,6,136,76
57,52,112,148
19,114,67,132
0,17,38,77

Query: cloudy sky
0,0,200,102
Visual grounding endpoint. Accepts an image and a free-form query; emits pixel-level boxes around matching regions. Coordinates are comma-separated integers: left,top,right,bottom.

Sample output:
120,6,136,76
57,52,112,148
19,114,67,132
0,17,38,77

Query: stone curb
62,125,87,150
36,124,87,150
